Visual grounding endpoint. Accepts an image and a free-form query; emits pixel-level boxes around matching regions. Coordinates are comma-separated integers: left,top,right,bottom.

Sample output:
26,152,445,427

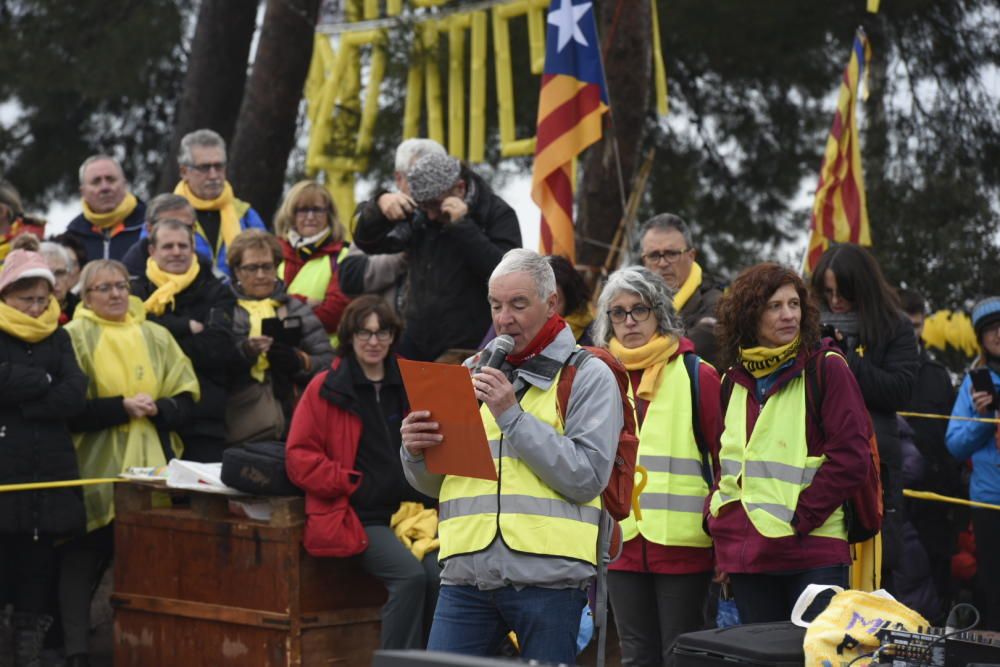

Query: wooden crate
112,481,386,666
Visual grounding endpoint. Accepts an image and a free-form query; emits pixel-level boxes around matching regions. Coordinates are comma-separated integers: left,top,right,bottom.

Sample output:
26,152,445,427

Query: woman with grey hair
596,266,723,667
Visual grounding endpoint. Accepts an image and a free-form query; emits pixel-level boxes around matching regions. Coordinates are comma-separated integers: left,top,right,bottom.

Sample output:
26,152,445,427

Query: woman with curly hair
706,263,871,623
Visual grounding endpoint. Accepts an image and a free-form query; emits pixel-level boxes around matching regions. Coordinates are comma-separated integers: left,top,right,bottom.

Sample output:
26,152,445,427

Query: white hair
490,249,556,299
178,129,227,166
78,154,124,185
394,138,446,174
593,267,684,346
39,241,76,270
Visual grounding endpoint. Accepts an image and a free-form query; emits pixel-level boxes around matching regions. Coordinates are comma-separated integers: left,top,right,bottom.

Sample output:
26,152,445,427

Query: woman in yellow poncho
60,259,199,667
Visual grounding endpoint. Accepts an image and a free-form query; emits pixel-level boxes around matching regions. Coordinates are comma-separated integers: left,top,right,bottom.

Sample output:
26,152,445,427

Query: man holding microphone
400,248,622,664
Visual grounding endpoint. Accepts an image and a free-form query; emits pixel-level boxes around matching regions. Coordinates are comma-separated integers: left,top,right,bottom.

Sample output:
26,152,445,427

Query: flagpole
593,2,629,217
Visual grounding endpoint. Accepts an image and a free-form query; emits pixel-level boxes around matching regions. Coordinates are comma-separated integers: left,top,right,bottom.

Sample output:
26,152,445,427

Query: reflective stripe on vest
708,374,845,540
619,357,712,548
437,371,602,564
278,245,350,348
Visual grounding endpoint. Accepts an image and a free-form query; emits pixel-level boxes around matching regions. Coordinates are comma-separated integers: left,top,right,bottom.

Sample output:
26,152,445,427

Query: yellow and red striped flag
531,0,609,262
805,28,872,273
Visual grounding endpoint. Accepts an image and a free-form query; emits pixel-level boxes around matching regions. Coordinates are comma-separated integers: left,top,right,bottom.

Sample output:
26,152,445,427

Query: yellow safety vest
438,373,602,564
709,373,845,540
279,245,350,347
620,357,712,548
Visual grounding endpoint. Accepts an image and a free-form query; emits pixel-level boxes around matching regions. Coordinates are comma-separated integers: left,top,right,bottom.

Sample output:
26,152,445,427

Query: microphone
482,335,515,371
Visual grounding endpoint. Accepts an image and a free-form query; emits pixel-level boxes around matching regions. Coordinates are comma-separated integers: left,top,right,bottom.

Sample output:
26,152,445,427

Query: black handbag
221,441,303,496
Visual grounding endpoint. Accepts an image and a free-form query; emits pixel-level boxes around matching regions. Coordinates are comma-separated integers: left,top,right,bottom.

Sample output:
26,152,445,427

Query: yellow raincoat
65,298,200,532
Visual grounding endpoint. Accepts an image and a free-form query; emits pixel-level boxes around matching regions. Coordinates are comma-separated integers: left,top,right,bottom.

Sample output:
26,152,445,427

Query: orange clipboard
398,359,498,481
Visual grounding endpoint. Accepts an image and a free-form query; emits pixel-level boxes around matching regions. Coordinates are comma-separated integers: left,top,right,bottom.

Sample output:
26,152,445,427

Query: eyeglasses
87,282,130,294
188,162,226,174
294,206,329,217
8,295,49,308
354,328,392,342
607,305,654,324
236,263,276,275
52,269,70,279
642,249,691,265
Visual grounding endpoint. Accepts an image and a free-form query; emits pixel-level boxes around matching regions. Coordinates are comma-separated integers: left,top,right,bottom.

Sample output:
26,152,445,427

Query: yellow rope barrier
904,489,1000,511
0,478,122,493
898,410,1000,424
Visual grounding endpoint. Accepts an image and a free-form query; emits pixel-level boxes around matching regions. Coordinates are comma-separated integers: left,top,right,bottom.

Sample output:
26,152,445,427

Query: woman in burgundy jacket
286,295,438,650
706,263,872,623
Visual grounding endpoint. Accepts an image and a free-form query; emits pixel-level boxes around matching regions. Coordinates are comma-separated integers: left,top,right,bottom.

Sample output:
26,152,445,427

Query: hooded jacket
353,168,522,361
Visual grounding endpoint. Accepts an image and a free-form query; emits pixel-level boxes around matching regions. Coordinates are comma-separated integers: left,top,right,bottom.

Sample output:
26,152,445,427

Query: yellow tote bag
791,584,929,667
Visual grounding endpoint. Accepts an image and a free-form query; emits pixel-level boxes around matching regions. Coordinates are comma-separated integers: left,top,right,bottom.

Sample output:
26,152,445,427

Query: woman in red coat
286,295,438,650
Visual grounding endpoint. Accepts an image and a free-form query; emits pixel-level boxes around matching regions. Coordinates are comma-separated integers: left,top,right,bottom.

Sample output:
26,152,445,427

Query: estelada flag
531,0,609,262
805,28,872,274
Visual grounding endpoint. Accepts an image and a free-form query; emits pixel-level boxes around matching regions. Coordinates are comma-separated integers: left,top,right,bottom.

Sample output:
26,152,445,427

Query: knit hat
406,153,461,204
972,296,1000,338
0,248,55,294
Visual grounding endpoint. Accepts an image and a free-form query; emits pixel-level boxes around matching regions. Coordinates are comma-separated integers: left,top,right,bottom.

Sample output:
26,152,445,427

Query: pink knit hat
0,249,56,294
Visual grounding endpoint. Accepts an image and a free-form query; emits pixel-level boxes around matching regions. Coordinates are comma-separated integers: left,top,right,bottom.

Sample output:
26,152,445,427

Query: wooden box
112,482,386,666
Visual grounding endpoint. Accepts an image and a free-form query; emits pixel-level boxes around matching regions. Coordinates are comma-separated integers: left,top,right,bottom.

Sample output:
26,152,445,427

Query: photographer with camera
810,244,918,592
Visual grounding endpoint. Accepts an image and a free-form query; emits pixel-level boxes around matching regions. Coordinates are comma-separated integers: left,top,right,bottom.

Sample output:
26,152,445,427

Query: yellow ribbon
239,298,280,382
0,297,60,342
174,181,241,252
673,261,703,313
81,192,139,230
608,333,679,400
143,256,200,316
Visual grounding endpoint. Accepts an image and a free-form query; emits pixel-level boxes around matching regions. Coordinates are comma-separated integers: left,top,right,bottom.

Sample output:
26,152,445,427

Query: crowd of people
0,130,995,667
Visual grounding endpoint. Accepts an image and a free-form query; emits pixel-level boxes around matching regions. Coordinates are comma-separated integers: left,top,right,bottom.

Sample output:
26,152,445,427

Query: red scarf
506,314,567,366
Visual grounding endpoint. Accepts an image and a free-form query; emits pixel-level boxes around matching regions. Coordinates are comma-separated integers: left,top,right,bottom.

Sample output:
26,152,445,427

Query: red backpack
554,347,639,524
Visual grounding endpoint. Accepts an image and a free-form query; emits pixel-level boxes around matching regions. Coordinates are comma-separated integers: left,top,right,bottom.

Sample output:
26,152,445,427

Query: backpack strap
683,352,713,487
555,348,591,422
804,352,827,437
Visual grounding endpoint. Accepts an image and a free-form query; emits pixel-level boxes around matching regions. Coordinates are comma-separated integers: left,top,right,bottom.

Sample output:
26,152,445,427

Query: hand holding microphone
474,335,516,417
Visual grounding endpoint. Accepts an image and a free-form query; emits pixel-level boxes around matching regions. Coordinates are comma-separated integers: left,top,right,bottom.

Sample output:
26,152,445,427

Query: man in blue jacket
173,129,266,279
65,155,146,264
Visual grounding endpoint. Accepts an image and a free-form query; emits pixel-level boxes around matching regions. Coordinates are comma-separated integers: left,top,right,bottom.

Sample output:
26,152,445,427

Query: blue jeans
730,565,848,624
428,584,587,663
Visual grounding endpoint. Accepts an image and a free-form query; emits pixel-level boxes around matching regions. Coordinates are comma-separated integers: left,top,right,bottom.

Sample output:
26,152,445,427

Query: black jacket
130,258,237,459
319,355,434,524
0,328,87,537
353,168,522,361
120,236,150,278
680,272,725,368
845,312,919,510
66,201,146,264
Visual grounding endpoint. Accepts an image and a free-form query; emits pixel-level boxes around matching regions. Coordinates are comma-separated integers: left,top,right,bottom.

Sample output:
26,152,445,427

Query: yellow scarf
608,333,679,400
144,256,200,316
740,335,801,378
81,192,139,230
0,297,60,342
673,261,703,313
174,180,241,252
564,305,594,342
239,298,280,382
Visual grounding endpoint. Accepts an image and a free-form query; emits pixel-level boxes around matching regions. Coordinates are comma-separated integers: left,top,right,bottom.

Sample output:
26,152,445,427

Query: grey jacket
402,326,622,589
231,283,335,382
